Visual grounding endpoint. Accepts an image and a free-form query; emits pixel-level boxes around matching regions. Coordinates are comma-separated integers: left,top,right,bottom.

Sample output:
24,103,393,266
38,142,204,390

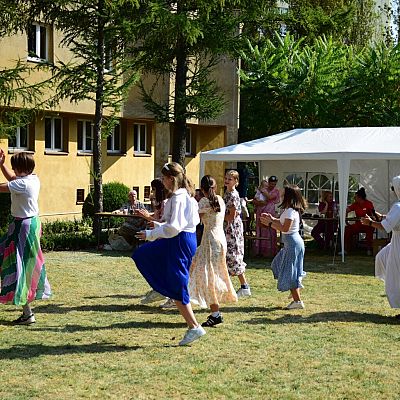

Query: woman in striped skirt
0,150,51,324
261,185,307,310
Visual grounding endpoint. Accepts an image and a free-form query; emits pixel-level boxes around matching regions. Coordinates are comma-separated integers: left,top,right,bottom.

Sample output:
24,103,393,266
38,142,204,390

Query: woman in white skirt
361,176,400,310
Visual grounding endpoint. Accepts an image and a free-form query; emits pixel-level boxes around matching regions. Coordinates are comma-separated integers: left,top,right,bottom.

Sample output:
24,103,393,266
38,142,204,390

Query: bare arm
0,183,10,193
224,205,237,223
0,149,16,181
260,213,293,232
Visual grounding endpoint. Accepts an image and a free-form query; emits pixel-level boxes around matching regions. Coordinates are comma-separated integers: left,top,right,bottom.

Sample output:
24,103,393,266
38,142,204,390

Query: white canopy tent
200,127,400,261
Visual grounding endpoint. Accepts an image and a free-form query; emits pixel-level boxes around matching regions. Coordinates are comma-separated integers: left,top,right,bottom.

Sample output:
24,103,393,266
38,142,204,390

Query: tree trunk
93,0,105,240
171,6,188,167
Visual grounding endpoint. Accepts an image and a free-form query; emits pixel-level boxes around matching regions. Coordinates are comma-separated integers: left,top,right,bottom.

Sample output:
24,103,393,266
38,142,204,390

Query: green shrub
0,192,11,235
40,218,100,251
82,182,130,219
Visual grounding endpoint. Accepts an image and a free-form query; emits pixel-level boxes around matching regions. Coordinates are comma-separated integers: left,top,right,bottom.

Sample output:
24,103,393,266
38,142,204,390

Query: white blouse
279,207,300,235
145,188,199,241
381,202,400,233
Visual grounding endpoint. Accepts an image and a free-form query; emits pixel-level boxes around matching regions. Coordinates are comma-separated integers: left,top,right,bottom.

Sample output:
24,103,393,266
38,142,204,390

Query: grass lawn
0,249,399,399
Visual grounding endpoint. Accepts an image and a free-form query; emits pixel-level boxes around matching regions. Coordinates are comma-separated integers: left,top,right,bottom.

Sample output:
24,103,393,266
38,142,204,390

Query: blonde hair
320,191,333,202
161,162,195,196
225,170,239,187
258,179,268,190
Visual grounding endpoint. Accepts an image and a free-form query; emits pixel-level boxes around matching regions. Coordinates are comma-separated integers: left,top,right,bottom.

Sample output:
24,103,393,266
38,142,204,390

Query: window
134,123,148,154
77,120,93,153
307,174,331,204
8,126,29,150
144,186,151,201
284,171,360,206
185,127,193,155
169,127,193,155
284,173,305,194
107,124,121,153
45,117,63,151
27,23,49,61
132,186,140,199
76,189,85,204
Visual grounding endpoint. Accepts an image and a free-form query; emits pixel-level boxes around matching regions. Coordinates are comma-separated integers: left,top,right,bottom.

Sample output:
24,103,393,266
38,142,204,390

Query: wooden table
95,212,144,245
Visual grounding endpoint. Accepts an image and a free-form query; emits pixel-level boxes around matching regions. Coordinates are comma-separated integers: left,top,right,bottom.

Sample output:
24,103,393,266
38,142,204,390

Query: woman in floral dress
223,170,251,297
189,175,237,327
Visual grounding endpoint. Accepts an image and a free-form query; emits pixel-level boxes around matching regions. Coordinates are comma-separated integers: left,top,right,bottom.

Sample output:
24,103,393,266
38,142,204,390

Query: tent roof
201,127,400,161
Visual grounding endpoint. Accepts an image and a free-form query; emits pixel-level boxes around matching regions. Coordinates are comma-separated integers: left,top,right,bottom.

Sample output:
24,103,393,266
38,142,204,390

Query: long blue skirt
132,231,197,305
271,232,306,292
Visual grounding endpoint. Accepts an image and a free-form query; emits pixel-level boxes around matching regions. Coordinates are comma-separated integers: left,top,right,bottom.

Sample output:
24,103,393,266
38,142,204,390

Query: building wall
0,23,238,221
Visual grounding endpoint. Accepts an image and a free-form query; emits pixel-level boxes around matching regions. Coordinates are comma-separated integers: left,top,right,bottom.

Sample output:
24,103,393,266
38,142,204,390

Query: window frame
133,123,148,154
27,23,49,62
107,124,121,154
8,125,29,150
77,120,94,153
45,116,63,151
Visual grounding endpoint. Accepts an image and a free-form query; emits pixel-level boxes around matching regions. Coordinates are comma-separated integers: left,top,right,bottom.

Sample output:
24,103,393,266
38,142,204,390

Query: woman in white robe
361,176,400,308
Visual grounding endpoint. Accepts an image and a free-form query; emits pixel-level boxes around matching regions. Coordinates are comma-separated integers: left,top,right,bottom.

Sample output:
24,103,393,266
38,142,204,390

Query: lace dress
189,196,237,308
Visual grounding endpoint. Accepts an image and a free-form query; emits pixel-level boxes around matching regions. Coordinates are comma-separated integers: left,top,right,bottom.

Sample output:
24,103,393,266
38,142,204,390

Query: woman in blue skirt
261,185,307,309
132,162,206,346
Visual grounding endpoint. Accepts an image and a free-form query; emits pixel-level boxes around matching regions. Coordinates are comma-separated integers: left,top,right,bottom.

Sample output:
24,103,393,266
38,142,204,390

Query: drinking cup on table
123,207,128,215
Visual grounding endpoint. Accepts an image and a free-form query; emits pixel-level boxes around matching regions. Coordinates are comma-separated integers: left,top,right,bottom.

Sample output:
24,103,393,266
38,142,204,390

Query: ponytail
200,175,221,213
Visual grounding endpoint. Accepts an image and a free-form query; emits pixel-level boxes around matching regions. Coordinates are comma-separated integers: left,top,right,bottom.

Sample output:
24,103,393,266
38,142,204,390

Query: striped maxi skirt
0,216,51,305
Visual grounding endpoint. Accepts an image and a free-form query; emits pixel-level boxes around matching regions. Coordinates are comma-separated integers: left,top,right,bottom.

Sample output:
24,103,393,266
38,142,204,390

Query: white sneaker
103,244,113,251
286,301,305,310
159,298,176,309
13,313,36,325
179,325,206,346
236,287,251,298
140,290,166,305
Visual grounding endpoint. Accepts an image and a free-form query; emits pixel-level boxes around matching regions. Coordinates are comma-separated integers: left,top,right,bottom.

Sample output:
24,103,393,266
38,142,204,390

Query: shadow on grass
30,320,186,333
83,294,142,300
246,311,400,325
246,251,375,277
33,303,173,315
0,342,142,360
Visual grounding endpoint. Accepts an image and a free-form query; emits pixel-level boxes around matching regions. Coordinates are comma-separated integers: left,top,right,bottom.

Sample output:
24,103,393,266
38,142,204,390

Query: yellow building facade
0,23,239,221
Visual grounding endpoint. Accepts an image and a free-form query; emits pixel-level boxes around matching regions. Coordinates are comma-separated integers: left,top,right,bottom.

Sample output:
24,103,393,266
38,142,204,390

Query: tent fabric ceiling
200,127,400,262
201,127,400,161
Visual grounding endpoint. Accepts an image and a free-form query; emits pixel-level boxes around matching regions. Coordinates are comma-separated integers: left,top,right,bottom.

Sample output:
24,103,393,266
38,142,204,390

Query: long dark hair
200,175,221,212
151,178,167,209
279,184,307,214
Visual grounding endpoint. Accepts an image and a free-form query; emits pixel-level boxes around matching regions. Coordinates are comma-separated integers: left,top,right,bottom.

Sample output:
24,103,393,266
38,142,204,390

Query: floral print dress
223,188,247,276
189,196,237,308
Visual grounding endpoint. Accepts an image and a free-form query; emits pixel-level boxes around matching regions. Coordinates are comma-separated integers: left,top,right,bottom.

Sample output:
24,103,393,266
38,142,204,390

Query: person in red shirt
344,187,376,255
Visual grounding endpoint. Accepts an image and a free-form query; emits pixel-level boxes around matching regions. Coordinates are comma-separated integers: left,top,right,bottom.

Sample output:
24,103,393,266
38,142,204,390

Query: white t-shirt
146,188,200,241
381,202,400,233
279,207,300,235
8,174,40,218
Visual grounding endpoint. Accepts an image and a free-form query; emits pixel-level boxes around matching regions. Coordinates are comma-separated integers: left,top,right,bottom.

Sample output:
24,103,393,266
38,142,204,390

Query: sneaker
202,314,223,327
140,290,166,305
286,301,305,310
103,244,113,251
159,298,176,309
179,325,206,346
13,313,36,325
236,287,251,298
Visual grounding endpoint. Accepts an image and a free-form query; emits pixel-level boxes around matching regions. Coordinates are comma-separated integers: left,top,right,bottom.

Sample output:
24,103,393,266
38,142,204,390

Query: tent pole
337,157,350,263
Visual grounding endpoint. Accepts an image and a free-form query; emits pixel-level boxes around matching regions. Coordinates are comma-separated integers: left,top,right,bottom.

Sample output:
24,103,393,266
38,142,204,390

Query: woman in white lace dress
189,175,237,327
